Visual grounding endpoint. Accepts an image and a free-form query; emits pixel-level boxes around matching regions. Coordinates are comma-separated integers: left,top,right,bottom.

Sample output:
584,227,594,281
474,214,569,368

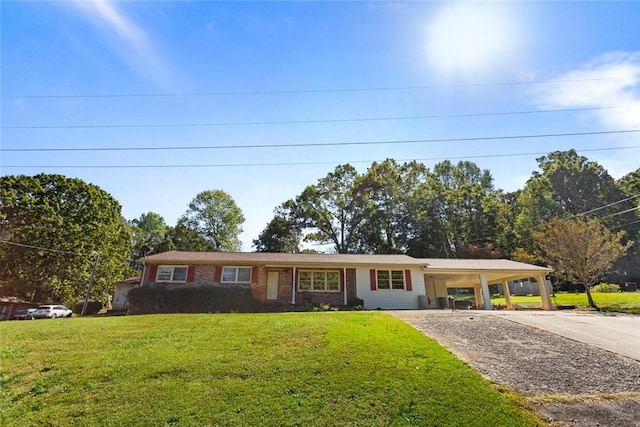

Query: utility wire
567,195,640,220
5,145,640,169
2,106,627,130
612,219,640,230
602,205,640,218
471,196,640,247
3,129,639,153
0,239,83,256
2,77,617,99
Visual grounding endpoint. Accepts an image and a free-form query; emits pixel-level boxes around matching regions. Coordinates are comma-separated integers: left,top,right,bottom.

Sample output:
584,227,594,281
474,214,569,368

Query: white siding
355,268,426,309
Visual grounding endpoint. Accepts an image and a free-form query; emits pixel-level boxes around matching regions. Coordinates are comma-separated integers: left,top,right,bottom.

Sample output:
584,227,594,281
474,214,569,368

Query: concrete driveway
487,310,640,361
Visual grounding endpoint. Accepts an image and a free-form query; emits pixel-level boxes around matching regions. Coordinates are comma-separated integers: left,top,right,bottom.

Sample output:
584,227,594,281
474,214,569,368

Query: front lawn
0,312,541,426
491,292,640,314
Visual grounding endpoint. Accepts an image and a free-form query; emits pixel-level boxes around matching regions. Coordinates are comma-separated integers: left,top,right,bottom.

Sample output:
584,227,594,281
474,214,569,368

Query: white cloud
532,51,640,130
69,0,173,87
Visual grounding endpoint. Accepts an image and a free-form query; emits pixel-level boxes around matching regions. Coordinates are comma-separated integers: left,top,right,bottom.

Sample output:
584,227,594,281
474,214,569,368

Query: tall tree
515,150,631,246
291,164,363,253
0,174,132,304
253,201,301,253
128,212,172,267
420,160,502,258
617,168,640,203
354,160,427,254
613,168,640,283
532,217,632,308
178,190,245,252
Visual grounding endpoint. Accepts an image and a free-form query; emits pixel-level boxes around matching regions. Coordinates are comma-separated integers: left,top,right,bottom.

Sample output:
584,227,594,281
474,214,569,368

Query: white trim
155,265,188,283
343,267,347,305
374,269,406,291
221,266,252,283
141,264,147,286
297,269,341,292
292,266,297,304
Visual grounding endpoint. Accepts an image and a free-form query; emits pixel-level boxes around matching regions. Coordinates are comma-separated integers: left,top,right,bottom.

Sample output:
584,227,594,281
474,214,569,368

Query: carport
420,259,553,310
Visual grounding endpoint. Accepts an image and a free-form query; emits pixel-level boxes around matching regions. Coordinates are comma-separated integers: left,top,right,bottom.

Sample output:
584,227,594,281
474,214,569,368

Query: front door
266,271,279,300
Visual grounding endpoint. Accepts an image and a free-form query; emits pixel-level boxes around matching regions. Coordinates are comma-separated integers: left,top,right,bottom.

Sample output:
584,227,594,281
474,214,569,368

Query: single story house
139,251,553,311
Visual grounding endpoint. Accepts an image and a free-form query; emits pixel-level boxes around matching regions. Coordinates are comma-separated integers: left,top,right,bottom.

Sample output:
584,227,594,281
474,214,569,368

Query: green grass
0,313,542,426
491,292,640,314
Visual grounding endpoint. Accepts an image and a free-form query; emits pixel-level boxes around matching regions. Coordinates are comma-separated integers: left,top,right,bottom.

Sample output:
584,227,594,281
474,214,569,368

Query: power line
3,129,639,153
2,77,617,100
2,106,627,130
0,239,83,256
469,194,640,245
612,219,640,230
5,145,640,169
601,205,640,218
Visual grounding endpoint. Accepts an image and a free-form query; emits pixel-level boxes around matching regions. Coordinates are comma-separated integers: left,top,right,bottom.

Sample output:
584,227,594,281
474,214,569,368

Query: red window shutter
214,266,222,283
187,266,195,282
370,269,377,291
339,270,345,291
405,270,412,291
148,265,158,282
251,267,259,283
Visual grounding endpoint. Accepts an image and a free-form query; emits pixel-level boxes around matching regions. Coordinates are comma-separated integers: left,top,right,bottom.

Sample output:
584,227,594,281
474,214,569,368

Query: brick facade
144,264,357,308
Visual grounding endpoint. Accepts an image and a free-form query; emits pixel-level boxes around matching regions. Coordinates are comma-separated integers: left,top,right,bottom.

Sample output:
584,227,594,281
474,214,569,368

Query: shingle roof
141,251,551,272
142,251,417,266
115,277,141,285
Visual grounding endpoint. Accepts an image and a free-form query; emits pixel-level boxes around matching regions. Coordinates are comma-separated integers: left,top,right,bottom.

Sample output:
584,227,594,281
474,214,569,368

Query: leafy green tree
486,191,522,258
0,174,132,304
515,150,638,284
290,164,364,253
354,160,427,254
166,222,214,252
178,190,245,252
128,212,173,267
515,150,631,246
618,168,640,202
613,167,640,283
532,217,632,308
418,160,502,258
253,201,301,253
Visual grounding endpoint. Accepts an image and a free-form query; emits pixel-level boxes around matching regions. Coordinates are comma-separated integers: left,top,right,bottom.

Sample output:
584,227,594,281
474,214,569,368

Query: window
156,266,188,282
376,270,405,290
298,270,340,292
222,267,252,283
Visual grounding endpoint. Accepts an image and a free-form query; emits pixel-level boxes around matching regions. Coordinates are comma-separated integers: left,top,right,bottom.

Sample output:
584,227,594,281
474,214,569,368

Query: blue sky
2,1,639,251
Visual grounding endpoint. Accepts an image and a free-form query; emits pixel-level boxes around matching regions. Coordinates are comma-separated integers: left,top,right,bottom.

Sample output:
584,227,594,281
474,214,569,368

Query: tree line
1,149,638,305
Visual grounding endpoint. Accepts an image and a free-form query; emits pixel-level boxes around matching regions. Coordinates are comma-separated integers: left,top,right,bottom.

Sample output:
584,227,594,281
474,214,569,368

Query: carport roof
421,258,552,273
421,258,552,287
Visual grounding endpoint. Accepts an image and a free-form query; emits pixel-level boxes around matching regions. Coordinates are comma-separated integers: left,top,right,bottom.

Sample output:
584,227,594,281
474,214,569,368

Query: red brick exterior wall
144,264,357,308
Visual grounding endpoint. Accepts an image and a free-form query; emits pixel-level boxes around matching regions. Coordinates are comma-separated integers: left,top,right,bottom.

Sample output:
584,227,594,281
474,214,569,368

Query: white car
32,305,73,319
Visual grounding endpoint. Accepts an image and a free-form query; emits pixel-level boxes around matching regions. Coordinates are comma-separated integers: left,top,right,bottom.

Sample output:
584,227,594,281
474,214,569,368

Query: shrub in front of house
347,296,364,309
126,285,262,314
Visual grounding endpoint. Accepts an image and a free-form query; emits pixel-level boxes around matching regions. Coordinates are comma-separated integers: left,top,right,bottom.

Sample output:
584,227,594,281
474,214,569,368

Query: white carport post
479,274,492,310
502,280,513,310
536,274,553,311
